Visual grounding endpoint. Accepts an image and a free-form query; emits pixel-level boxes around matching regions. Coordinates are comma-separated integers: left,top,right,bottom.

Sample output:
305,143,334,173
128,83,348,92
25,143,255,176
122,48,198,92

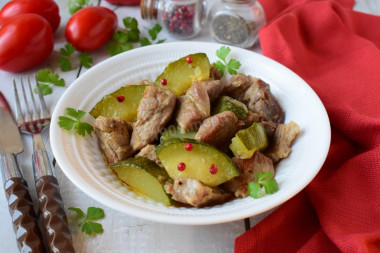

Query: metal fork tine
27,76,40,121
20,78,32,123
34,75,50,119
13,78,24,127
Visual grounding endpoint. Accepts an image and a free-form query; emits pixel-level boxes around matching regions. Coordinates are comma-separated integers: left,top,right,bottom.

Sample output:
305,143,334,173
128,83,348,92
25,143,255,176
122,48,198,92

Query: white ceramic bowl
50,42,330,225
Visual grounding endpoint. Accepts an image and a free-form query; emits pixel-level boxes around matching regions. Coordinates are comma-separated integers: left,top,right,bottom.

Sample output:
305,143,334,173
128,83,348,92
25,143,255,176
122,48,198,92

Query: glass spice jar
140,0,207,39
208,0,266,48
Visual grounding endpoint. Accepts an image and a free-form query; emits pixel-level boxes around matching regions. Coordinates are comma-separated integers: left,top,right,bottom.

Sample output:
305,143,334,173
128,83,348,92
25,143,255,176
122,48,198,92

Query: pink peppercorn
161,78,167,85
185,143,193,151
116,96,125,102
209,164,218,174
177,162,186,171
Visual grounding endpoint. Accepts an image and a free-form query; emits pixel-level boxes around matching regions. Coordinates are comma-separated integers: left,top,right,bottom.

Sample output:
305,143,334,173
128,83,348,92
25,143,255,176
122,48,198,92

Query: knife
0,92,45,252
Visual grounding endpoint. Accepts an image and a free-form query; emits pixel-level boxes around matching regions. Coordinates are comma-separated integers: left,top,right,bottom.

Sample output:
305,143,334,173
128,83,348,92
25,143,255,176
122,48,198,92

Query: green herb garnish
58,43,94,71
140,24,166,47
213,46,241,76
34,69,66,96
68,0,90,15
248,172,279,199
107,17,140,56
79,52,94,68
58,107,94,137
69,207,104,235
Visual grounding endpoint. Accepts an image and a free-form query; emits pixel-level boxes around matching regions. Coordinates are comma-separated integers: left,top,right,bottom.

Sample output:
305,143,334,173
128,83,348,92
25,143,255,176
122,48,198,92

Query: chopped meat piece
243,78,285,124
223,73,254,101
223,151,275,198
200,80,223,102
266,121,300,163
209,65,222,80
261,120,277,139
242,110,260,127
131,86,176,151
176,81,210,131
94,116,134,164
195,111,241,148
136,144,163,168
164,178,231,208
224,74,285,124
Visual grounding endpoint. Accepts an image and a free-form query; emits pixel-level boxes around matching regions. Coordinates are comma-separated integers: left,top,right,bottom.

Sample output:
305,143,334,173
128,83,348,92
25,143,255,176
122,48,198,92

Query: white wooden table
0,0,379,252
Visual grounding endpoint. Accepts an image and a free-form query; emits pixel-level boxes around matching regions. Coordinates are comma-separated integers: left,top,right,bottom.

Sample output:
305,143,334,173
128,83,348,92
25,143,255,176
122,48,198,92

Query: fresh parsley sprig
69,207,104,235
213,46,241,76
107,17,140,56
68,0,91,15
248,172,279,199
140,24,166,47
58,43,94,71
34,68,66,96
58,107,94,137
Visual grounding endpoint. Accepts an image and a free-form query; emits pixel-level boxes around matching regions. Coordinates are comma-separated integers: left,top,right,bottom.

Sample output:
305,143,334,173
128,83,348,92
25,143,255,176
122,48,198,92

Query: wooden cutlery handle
35,175,75,253
4,177,46,253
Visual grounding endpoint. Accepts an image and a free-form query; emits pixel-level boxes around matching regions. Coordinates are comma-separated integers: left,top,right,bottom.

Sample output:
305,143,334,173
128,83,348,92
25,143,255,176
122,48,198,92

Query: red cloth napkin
235,0,380,252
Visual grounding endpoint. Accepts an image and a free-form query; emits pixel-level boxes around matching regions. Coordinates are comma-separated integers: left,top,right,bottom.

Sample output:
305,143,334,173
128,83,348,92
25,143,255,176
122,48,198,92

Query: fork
14,77,75,253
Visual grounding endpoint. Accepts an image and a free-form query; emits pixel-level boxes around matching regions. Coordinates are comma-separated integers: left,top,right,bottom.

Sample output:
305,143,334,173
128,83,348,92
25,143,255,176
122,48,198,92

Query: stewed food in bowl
89,51,300,208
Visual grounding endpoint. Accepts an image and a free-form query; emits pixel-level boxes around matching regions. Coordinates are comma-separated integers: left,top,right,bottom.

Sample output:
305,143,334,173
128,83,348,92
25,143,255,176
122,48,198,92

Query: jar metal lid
141,0,157,20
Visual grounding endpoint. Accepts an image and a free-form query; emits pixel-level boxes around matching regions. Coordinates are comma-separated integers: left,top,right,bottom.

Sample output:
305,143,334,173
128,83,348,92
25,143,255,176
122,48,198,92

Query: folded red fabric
235,0,380,252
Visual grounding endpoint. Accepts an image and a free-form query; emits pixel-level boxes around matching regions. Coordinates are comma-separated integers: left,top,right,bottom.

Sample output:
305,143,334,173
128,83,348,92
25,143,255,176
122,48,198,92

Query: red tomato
0,14,54,72
105,0,140,5
0,0,60,32
65,7,118,52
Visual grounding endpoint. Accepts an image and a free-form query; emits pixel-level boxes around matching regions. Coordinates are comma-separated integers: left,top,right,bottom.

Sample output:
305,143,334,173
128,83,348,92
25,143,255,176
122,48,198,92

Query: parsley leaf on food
216,46,230,62
58,107,94,137
248,172,279,199
69,206,104,236
227,58,241,75
213,46,241,77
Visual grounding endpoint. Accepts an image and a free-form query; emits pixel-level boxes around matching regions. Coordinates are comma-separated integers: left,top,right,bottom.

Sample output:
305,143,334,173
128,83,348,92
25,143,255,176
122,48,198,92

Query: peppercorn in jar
141,0,207,39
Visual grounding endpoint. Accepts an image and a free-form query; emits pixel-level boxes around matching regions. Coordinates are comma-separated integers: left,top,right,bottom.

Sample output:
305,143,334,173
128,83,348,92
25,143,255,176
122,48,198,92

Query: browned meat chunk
242,110,260,127
209,65,222,80
223,151,275,198
223,73,253,101
94,116,134,164
261,120,277,139
176,81,210,131
164,178,231,208
223,74,285,124
136,144,163,168
200,80,223,102
266,121,300,163
243,78,284,124
195,111,241,148
131,86,176,150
